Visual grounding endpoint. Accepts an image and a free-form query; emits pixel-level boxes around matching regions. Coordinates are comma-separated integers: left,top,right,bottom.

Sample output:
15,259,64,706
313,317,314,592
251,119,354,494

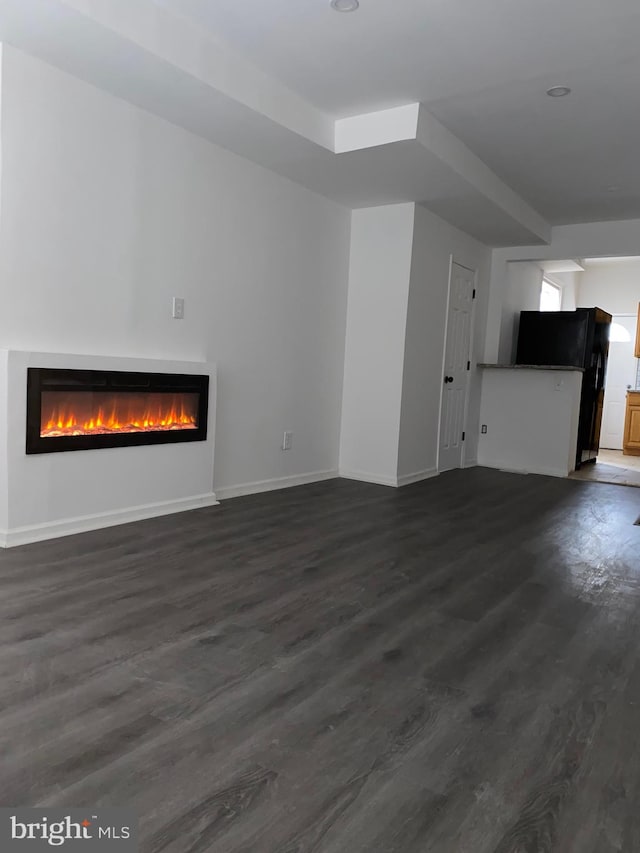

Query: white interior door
601,315,637,449
438,262,475,472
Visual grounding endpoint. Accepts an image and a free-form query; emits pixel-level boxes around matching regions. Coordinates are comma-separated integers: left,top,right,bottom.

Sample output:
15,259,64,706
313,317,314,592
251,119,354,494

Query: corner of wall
0,350,9,534
338,202,416,485
398,207,491,479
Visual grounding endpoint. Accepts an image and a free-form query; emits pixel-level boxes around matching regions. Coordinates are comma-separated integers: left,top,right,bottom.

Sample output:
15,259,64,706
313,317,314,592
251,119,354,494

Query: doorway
571,312,640,486
438,261,476,472
600,314,637,450
570,450,640,487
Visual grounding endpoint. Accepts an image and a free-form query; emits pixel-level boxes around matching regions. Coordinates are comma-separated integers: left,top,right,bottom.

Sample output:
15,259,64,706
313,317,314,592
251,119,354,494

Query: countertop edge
478,363,586,373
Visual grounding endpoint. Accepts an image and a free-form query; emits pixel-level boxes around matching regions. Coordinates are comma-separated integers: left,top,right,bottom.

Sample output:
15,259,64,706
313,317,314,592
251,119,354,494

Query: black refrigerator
515,308,612,468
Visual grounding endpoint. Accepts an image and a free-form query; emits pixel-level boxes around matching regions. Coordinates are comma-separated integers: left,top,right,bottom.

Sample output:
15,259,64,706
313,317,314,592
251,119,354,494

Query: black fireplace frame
26,368,209,454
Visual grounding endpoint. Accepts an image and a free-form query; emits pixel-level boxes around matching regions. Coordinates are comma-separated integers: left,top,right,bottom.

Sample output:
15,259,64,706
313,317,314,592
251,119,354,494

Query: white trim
437,259,477,473
489,465,570,478
583,256,640,264
216,470,338,500
530,467,572,478
435,253,454,472
396,468,439,487
452,260,477,274
338,469,398,488
462,458,478,469
461,268,478,470
0,492,219,548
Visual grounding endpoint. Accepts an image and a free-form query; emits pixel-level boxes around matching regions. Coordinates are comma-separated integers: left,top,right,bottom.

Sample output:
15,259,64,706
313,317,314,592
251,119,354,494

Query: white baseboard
0,492,219,548
462,458,478,469
396,468,439,487
479,463,569,479
215,470,338,500
524,467,570,479
338,469,399,488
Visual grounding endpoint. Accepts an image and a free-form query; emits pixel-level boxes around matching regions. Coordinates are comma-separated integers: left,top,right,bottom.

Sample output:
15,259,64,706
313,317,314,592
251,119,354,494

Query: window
609,322,631,343
540,279,562,312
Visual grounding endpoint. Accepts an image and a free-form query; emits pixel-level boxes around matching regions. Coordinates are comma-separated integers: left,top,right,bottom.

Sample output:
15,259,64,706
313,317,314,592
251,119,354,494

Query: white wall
493,264,580,364
339,203,415,486
0,350,7,532
398,205,491,479
498,262,543,364
0,46,352,497
1,351,217,546
496,264,580,366
478,368,583,477
577,259,640,315
339,202,491,486
485,219,640,363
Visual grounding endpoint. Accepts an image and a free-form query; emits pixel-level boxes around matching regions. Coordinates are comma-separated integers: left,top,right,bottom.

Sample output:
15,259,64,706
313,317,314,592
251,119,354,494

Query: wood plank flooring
0,468,639,852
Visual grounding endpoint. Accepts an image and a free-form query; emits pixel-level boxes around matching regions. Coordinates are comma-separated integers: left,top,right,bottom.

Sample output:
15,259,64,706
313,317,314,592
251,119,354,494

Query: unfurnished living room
0,0,639,851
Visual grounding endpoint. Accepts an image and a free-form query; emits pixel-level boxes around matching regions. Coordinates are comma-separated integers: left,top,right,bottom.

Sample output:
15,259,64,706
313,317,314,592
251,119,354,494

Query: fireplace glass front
26,368,209,454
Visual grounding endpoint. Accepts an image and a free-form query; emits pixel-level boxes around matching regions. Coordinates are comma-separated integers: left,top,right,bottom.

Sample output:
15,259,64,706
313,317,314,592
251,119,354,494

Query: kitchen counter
478,366,583,477
479,363,585,372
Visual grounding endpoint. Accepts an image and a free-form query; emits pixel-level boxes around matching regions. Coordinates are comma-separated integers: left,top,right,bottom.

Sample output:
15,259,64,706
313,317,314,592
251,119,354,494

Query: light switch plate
172,297,185,320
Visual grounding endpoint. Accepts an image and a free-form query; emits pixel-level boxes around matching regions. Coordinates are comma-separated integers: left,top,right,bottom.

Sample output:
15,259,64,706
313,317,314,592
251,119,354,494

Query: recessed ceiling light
331,0,359,11
546,86,571,98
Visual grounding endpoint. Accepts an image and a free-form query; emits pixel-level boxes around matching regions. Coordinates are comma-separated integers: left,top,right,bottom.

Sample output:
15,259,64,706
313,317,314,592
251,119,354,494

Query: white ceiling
1,0,640,240
154,0,640,225
154,0,639,115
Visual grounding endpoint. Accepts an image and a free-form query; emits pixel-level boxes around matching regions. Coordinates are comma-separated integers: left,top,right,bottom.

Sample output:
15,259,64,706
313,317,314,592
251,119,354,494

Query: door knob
444,376,454,384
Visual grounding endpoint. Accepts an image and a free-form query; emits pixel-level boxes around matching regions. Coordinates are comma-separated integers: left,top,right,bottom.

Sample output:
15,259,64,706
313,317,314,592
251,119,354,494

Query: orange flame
41,392,198,438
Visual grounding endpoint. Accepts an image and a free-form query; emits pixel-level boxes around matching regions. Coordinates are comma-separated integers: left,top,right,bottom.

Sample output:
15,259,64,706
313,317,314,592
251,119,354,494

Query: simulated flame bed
26,368,209,454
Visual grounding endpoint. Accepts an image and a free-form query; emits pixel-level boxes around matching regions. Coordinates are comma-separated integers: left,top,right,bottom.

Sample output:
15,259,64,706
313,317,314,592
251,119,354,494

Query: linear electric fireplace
26,368,209,454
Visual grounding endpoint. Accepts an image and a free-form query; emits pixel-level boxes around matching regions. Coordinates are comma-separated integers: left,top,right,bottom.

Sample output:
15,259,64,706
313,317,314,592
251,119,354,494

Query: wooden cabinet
623,391,640,455
635,302,640,358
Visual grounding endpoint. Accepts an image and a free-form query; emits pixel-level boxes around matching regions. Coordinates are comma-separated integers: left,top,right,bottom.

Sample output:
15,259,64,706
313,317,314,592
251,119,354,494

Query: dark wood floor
1,469,639,852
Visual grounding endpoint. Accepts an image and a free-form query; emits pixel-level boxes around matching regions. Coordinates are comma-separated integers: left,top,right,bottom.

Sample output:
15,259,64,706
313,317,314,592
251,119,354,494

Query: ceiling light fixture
331,0,359,11
546,86,571,98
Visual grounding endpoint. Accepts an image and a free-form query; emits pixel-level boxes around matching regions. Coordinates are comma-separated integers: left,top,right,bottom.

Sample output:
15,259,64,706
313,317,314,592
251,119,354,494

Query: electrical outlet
481,425,488,434
172,297,185,319
282,431,293,451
